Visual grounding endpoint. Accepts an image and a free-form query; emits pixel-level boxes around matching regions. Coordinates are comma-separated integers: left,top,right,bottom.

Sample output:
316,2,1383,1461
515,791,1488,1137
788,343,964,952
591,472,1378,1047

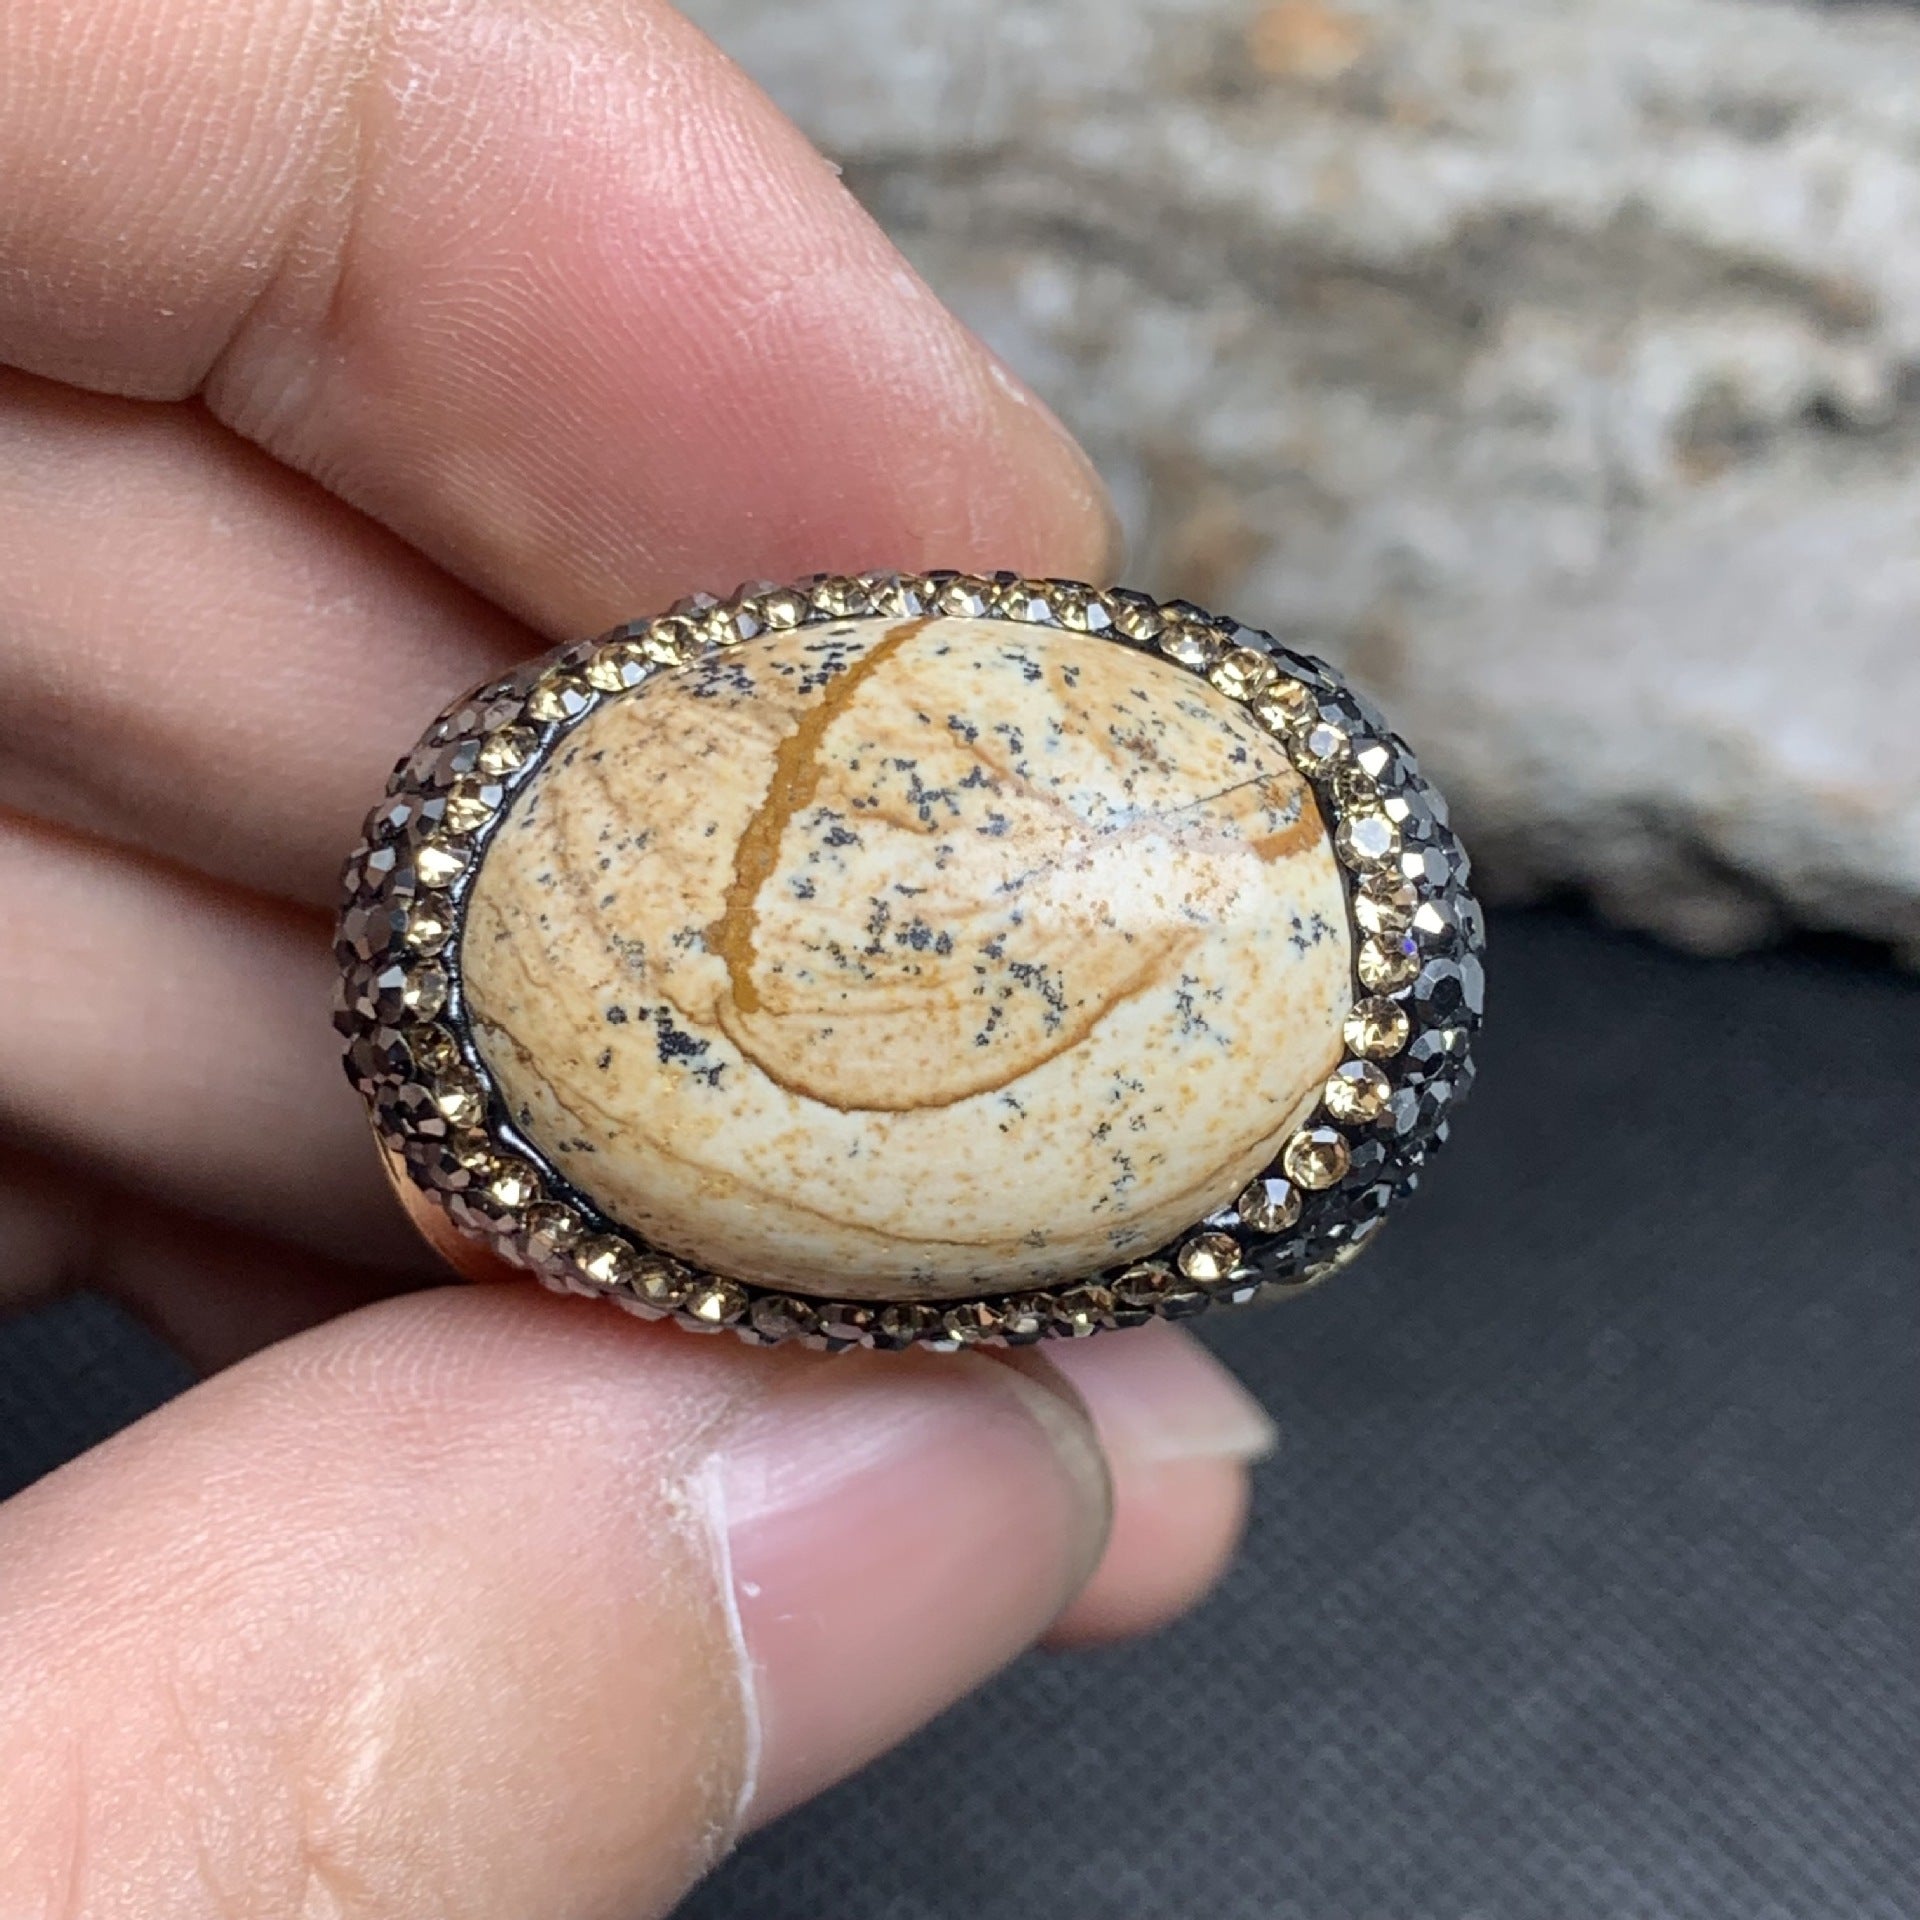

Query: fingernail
713,1352,1111,1826
1045,1320,1278,1468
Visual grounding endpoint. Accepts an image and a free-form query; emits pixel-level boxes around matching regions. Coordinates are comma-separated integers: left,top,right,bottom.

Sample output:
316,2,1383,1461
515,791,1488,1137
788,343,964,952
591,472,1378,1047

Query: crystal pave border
334,572,1485,1349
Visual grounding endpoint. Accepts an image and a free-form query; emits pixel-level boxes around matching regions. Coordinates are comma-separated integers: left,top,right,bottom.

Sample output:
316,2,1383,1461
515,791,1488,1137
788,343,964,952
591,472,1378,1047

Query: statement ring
335,572,1483,1349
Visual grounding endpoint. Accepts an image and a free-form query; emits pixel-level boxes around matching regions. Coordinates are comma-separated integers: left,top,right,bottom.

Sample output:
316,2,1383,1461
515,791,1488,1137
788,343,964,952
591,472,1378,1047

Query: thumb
0,1284,1120,1918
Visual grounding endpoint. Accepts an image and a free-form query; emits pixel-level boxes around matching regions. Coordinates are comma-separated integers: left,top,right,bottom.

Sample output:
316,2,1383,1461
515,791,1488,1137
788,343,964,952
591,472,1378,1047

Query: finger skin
0,0,1115,638
0,1285,1109,1920
0,813,409,1267
0,373,529,904
1045,1319,1271,1645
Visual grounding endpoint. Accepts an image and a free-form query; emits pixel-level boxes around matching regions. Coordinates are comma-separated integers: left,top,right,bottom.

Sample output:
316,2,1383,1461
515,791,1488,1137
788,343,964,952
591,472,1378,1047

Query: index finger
0,0,1116,633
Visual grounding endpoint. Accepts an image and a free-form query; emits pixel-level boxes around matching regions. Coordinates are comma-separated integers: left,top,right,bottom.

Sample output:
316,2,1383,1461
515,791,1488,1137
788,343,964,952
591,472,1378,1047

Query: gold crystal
1210,647,1277,702
575,1236,633,1289
1237,1174,1302,1232
1052,1284,1116,1337
526,673,590,723
404,901,452,957
1044,582,1104,630
407,1025,462,1078
477,726,538,776
758,587,809,629
1323,1058,1392,1124
1110,597,1164,643
1283,1126,1351,1189
864,575,930,617
522,1203,584,1266
1159,619,1222,671
586,639,650,692
997,1295,1052,1343
877,1301,940,1344
631,1255,693,1308
399,961,448,1020
1344,996,1411,1058
484,1158,540,1211
1294,719,1350,773
413,838,469,889
1335,809,1401,872
1111,1260,1180,1309
1358,935,1420,992
442,777,503,834
1354,873,1419,936
941,1301,1003,1345
1252,676,1314,734
683,1278,747,1326
932,575,992,618
749,1293,821,1341
1177,1232,1243,1283
809,576,868,618
642,618,699,665
431,1070,487,1128
1329,764,1379,812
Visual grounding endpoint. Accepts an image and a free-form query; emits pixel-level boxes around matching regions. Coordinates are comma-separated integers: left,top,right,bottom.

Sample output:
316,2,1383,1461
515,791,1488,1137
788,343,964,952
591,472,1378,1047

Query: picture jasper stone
461,614,1353,1299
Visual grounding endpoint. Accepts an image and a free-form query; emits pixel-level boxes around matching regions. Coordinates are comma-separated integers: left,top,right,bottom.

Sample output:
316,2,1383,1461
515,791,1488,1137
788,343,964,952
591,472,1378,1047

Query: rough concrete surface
686,0,1920,955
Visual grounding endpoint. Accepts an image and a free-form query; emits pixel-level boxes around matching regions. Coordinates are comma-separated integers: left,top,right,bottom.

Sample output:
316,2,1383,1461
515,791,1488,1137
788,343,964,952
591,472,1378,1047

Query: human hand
0,3,1277,1913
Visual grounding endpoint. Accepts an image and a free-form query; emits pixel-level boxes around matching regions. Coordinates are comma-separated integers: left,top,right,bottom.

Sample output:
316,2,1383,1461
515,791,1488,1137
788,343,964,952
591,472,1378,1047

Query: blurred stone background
685,0,1920,960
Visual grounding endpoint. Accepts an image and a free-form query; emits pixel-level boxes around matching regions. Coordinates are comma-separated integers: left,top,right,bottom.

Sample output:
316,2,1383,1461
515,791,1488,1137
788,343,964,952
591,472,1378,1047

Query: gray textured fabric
3,910,1916,1918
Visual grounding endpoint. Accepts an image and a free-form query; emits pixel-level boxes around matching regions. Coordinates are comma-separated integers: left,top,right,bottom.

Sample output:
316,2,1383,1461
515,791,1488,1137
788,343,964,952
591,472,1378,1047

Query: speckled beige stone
462,616,1352,1299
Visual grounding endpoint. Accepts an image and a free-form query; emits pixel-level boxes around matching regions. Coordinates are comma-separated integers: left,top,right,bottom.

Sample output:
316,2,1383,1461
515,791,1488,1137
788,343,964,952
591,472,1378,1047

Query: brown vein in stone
705,617,934,1017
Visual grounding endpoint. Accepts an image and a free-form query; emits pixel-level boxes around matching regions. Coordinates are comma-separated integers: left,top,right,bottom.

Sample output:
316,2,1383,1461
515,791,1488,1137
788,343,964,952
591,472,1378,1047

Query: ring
335,572,1483,1349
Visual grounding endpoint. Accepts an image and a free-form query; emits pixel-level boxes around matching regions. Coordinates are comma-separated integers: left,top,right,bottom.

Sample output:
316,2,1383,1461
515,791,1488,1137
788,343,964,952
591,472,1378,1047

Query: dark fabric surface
2,909,1916,1918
